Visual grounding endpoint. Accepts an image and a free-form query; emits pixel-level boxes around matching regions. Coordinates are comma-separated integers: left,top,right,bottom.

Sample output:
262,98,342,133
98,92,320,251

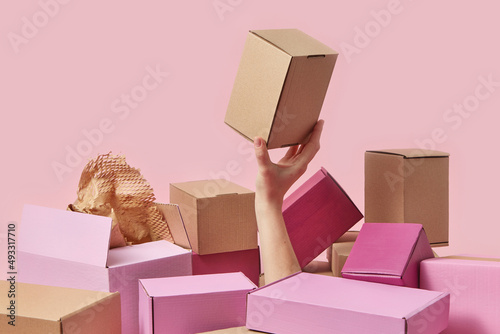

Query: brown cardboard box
330,241,355,277
225,29,338,149
0,281,120,334
365,149,449,246
169,180,257,255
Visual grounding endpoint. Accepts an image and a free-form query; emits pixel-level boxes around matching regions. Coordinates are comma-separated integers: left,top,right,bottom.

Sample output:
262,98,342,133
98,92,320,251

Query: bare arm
254,120,324,284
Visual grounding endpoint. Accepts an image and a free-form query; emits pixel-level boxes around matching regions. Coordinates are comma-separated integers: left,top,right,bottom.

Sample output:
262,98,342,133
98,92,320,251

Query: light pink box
18,204,192,334
246,272,450,334
420,255,500,334
139,272,257,334
282,167,363,268
341,223,434,287
192,248,260,286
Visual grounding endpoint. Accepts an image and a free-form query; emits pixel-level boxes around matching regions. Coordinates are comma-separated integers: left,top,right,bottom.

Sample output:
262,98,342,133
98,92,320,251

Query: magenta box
18,204,192,334
139,272,256,334
282,167,363,268
420,255,500,334
192,248,260,286
246,272,449,334
341,223,434,288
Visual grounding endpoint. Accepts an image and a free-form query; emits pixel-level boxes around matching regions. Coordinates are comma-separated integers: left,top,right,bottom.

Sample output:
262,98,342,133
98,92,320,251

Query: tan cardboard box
225,29,338,149
0,281,120,334
170,180,257,255
330,241,355,277
365,149,450,246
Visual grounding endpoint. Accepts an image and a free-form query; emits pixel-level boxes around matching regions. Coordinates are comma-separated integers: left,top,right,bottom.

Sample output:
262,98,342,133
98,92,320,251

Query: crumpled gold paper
68,153,173,248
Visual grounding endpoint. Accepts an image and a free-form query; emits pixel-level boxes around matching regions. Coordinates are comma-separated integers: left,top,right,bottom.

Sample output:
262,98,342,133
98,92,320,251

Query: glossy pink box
342,223,434,288
246,272,449,334
139,272,256,334
192,248,260,286
18,204,192,334
420,256,500,334
282,167,363,268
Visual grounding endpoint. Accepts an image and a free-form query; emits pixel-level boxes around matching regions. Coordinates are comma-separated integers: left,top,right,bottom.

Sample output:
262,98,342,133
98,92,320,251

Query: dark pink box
282,167,363,268
342,223,434,288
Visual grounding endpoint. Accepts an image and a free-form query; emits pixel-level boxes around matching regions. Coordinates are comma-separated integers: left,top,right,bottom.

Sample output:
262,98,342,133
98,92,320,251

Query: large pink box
246,272,450,334
341,223,434,288
192,248,260,286
420,255,500,334
18,204,192,334
282,167,363,268
139,272,257,334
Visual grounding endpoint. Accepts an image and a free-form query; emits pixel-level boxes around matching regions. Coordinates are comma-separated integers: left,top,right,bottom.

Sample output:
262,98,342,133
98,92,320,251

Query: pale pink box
138,272,257,334
18,204,192,334
341,223,434,288
246,272,450,334
282,167,363,268
420,255,500,334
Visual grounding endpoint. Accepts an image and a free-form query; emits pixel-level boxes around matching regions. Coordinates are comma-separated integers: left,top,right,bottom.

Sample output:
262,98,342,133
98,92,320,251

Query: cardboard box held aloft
282,167,363,268
18,204,192,334
342,223,434,288
246,272,450,334
420,255,500,334
365,149,449,246
170,180,257,255
0,281,121,334
139,272,257,334
225,29,338,149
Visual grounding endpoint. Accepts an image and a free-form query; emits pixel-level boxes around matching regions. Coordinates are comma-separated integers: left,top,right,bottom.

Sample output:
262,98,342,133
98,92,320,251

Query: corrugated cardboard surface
170,180,257,255
420,256,500,334
246,273,449,334
0,281,120,334
365,150,449,246
225,29,337,149
156,203,191,249
330,241,355,277
282,167,363,268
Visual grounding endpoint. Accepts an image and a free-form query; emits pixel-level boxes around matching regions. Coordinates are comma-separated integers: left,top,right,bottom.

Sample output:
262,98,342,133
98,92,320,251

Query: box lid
342,223,423,277
171,180,253,199
106,240,190,267
156,203,192,249
249,273,447,319
251,29,337,57
0,280,118,321
19,204,112,267
366,149,449,158
140,272,256,297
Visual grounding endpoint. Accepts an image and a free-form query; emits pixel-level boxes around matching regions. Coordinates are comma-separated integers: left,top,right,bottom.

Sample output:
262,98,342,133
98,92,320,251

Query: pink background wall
1,0,499,275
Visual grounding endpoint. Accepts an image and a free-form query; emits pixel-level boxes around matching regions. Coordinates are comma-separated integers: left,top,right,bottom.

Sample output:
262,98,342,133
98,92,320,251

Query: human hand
253,120,324,207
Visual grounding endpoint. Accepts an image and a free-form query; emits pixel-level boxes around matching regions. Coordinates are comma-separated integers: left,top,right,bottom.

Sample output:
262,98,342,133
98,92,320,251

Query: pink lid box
246,272,449,334
341,223,434,288
18,204,192,334
282,167,363,268
139,272,257,334
192,248,260,286
420,255,500,334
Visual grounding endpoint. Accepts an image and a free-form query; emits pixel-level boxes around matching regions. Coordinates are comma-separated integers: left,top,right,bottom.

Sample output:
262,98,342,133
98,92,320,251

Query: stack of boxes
5,27,499,334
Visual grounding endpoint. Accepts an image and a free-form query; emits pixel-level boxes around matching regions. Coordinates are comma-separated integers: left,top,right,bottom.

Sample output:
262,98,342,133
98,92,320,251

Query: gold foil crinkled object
68,153,173,248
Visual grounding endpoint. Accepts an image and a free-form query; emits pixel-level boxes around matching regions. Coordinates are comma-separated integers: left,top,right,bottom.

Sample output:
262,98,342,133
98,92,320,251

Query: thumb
254,137,272,170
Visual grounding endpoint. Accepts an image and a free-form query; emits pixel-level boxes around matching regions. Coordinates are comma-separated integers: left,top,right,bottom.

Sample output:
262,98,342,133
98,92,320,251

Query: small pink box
139,272,257,334
282,167,363,268
420,255,500,334
18,204,192,334
192,248,260,286
341,223,434,287
246,272,449,334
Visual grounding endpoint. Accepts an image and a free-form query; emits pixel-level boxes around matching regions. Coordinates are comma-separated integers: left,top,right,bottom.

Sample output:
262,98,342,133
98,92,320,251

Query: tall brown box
365,149,449,246
170,180,257,255
225,29,338,149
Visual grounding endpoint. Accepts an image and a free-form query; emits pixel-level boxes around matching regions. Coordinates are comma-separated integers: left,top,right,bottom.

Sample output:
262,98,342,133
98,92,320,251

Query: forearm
256,195,301,284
